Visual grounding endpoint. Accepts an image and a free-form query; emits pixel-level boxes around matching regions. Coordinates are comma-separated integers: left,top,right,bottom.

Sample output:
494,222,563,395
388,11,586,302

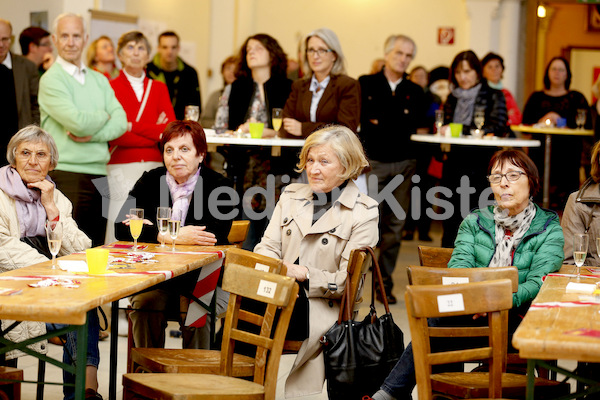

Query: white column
465,0,501,58
207,0,236,96
497,0,521,99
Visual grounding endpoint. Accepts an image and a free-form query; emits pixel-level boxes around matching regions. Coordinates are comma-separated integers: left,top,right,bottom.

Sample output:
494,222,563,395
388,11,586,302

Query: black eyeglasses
487,171,526,184
307,48,333,57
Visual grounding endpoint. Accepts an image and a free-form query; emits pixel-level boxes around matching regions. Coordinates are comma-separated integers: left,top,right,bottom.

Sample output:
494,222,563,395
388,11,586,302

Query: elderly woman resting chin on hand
0,126,97,398
254,125,379,398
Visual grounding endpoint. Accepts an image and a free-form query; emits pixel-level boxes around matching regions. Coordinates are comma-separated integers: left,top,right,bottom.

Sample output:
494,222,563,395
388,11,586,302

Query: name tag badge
437,293,465,313
254,263,270,272
442,277,469,285
257,280,277,299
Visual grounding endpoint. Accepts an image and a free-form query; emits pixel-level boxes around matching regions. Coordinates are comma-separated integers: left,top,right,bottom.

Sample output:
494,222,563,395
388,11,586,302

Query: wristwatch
305,268,310,281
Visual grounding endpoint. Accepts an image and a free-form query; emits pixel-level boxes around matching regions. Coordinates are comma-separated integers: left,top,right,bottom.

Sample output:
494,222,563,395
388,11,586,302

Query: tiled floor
17,222,574,399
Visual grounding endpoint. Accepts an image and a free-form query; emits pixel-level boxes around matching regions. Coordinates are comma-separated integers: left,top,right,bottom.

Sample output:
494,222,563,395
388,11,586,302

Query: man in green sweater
39,13,126,247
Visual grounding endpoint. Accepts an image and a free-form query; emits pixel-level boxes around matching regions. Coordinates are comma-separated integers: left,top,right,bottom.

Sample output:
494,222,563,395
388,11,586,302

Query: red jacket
109,71,175,164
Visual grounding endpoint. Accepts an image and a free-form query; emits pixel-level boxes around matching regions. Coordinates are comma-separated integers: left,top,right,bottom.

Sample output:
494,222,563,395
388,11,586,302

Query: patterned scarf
0,165,49,237
165,168,201,227
452,82,481,125
489,201,536,268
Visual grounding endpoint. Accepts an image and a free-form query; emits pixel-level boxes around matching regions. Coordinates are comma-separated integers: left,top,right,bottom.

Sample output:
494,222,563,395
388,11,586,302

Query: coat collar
576,177,600,203
289,180,360,236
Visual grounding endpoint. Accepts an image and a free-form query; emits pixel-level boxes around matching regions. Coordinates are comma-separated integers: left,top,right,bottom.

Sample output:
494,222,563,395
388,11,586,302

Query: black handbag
320,247,405,400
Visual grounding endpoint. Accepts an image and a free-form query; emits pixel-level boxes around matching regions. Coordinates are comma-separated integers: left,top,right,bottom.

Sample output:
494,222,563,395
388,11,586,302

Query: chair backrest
227,220,251,248
221,263,298,400
224,247,285,275
407,265,519,293
406,279,513,400
417,246,454,268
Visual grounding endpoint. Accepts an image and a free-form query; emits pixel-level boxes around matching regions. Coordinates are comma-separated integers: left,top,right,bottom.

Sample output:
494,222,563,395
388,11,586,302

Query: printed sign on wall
438,27,455,45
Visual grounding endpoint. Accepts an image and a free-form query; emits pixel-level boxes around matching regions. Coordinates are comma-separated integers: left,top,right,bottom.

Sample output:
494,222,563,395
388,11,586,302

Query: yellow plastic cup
86,248,109,274
249,122,265,138
449,123,463,138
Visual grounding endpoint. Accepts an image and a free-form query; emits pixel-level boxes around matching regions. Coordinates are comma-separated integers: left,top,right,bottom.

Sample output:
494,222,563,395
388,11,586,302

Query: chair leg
36,359,45,400
126,306,134,373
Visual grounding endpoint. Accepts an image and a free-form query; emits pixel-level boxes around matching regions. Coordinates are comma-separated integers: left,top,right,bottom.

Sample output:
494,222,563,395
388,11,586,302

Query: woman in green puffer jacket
448,150,564,308
371,149,564,400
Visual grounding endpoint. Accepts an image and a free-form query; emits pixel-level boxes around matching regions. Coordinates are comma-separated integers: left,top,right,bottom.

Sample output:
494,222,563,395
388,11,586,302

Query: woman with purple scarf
0,126,101,399
115,120,233,350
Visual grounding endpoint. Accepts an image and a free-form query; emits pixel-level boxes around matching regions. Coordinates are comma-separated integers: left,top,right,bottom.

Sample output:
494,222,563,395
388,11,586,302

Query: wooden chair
282,247,372,354
227,220,250,248
0,366,22,400
406,267,569,399
129,248,284,375
122,262,299,400
417,245,454,268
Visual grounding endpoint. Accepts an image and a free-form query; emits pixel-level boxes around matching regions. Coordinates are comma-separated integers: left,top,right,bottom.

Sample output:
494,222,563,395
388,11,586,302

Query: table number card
442,277,469,285
257,279,277,299
254,263,270,272
438,293,465,313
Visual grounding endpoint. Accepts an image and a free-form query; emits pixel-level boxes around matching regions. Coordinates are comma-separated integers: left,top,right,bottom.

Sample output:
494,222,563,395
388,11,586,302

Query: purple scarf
0,165,49,237
165,168,201,227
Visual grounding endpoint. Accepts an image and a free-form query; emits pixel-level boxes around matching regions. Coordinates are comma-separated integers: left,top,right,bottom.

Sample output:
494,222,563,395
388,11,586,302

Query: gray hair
383,34,417,57
52,13,86,35
296,125,368,181
302,28,346,76
7,125,59,169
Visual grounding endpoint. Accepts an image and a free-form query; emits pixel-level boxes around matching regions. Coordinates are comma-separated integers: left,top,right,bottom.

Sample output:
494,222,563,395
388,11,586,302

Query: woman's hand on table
283,118,302,136
167,225,217,246
28,179,59,221
538,112,561,125
284,261,309,282
262,128,277,138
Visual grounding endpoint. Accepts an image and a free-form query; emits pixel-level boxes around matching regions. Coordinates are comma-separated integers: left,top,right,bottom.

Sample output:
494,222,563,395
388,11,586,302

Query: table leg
526,359,536,400
543,134,552,208
109,301,119,400
74,322,88,400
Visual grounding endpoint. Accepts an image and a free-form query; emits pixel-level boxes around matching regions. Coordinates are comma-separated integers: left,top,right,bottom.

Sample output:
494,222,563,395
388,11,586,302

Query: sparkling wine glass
272,108,283,132
184,105,200,122
474,109,485,133
435,109,444,134
45,220,62,269
169,210,181,253
156,207,171,248
576,109,587,129
573,233,589,281
129,208,144,252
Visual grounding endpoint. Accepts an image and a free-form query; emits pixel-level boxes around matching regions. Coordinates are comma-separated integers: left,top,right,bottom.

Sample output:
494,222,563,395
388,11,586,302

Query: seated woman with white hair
255,125,379,397
0,125,100,399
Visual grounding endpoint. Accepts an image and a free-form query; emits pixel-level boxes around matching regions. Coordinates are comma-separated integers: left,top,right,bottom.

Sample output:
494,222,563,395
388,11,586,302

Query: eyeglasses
307,48,333,57
487,171,526,184
16,150,50,162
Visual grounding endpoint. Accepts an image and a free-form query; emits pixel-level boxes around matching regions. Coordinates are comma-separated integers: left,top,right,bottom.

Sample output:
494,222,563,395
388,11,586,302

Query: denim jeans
47,309,100,400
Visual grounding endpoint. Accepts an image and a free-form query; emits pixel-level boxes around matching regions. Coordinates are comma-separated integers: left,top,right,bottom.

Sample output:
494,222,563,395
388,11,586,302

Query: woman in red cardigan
106,30,175,242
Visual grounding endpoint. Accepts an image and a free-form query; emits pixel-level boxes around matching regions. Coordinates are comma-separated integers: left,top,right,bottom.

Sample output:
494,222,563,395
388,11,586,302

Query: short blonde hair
296,125,368,181
591,141,600,183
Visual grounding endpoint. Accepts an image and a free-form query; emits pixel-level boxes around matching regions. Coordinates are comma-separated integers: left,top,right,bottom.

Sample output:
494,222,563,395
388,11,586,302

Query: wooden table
512,265,600,399
410,133,541,148
0,242,227,400
204,129,305,156
510,125,594,208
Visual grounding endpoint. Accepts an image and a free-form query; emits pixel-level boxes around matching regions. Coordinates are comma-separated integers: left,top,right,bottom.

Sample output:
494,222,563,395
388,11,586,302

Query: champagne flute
156,207,171,248
129,208,144,252
573,233,589,281
169,210,181,253
272,108,283,132
45,220,62,269
434,109,444,135
473,109,485,134
576,109,587,129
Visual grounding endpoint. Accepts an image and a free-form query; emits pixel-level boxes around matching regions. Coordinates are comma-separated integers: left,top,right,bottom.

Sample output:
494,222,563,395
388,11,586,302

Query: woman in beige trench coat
254,125,379,397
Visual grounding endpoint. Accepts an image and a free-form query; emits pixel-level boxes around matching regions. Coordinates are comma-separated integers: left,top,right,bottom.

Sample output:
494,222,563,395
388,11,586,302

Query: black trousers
50,170,108,247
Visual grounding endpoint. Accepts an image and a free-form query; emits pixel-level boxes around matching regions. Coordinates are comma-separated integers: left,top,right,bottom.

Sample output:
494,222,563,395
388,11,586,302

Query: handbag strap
335,246,390,324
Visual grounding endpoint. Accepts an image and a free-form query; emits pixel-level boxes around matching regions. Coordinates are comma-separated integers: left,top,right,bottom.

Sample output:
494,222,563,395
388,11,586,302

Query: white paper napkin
58,260,89,273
